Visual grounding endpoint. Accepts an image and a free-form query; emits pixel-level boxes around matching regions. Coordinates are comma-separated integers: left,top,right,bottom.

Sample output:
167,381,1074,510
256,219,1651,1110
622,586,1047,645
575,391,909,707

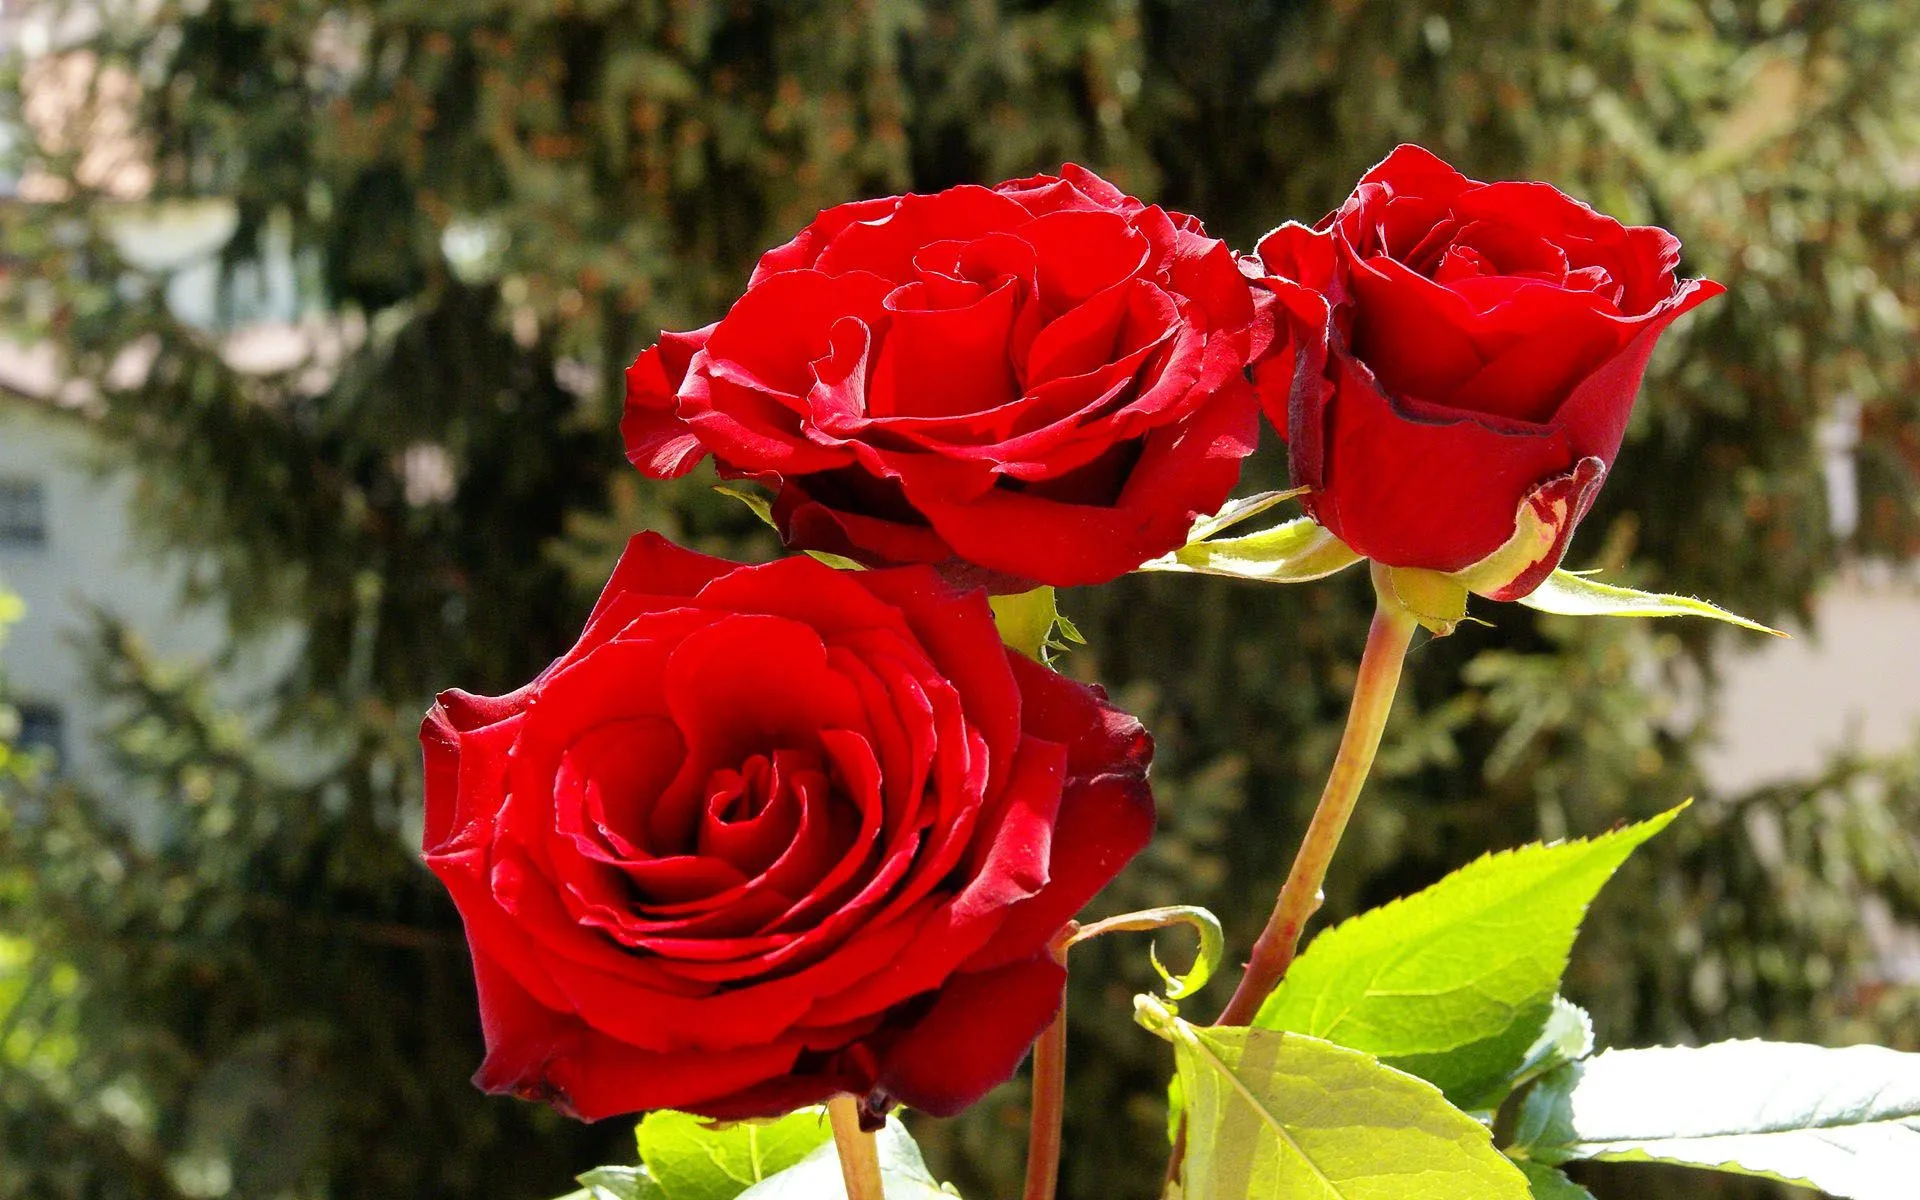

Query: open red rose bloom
1250,145,1723,598
624,166,1258,589
420,535,1153,1121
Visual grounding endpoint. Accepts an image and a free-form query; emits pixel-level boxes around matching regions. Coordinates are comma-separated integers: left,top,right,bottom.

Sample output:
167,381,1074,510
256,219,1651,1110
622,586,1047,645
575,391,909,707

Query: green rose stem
1213,562,1419,1027
1020,935,1075,1200
827,1094,886,1200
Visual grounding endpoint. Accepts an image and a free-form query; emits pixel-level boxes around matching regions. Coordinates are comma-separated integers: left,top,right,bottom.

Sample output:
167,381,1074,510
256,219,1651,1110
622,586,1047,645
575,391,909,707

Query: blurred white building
0,4,310,832
0,381,302,837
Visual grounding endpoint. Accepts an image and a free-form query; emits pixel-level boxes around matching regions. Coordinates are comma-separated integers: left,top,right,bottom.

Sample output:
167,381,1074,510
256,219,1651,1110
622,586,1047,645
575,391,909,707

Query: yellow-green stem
1213,567,1418,1027
827,1094,886,1200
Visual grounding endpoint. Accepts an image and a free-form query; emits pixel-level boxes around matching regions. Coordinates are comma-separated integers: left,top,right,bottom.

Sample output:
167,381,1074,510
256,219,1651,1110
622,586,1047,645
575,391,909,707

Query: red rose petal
868,276,1023,418
1306,350,1578,571
875,953,1068,1118
703,270,896,397
901,373,1258,586
812,187,1032,281
1347,254,1487,400
1021,208,1151,314
751,194,900,282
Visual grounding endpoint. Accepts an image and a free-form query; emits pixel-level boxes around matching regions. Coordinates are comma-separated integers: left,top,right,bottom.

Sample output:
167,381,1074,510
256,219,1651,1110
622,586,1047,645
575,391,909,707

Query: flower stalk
1213,563,1419,1027
1020,1000,1070,1200
827,1094,887,1200
1020,931,1076,1200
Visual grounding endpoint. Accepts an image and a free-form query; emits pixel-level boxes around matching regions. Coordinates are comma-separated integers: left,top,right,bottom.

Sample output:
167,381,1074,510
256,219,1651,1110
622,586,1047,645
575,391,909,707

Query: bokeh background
1,2,1918,1198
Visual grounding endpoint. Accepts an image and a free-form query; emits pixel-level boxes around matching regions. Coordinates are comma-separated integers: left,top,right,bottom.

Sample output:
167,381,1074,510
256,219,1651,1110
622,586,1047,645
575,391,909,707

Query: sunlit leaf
1516,1162,1596,1200
733,1116,952,1199
1140,998,1529,1200
1517,570,1784,636
1513,1040,1920,1199
1256,809,1678,1108
636,1109,833,1200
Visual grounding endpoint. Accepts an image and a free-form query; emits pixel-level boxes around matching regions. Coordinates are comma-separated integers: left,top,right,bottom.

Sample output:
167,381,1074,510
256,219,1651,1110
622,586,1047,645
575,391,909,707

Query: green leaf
1138,516,1362,584
567,1166,668,1200
1139,997,1529,1200
551,1165,667,1200
636,1109,835,1200
1516,1162,1595,1200
1255,809,1679,1109
1513,1040,1920,1199
732,1116,953,1200
1509,997,1595,1094
1517,570,1784,636
1067,904,1225,1000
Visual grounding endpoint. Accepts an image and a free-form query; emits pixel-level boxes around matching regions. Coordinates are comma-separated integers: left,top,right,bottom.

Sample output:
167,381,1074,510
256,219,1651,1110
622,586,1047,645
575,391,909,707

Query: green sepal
988,586,1082,663
1138,515,1363,584
1518,569,1784,636
1185,488,1308,542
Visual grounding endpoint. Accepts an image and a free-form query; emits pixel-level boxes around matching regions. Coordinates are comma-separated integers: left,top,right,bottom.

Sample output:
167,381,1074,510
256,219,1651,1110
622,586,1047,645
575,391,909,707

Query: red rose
1248,145,1723,600
624,166,1258,590
419,535,1153,1121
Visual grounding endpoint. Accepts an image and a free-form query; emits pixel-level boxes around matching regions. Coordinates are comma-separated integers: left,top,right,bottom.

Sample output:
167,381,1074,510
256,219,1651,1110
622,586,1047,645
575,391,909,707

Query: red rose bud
419,535,1154,1122
624,167,1260,590
1247,145,1723,599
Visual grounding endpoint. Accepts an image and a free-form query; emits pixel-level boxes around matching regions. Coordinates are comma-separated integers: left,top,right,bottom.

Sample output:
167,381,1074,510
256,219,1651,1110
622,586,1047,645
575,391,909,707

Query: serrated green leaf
1513,1041,1920,1199
636,1109,834,1200
1517,570,1784,636
1255,809,1679,1109
1139,998,1529,1200
732,1116,953,1200
1138,516,1363,584
1516,1162,1595,1200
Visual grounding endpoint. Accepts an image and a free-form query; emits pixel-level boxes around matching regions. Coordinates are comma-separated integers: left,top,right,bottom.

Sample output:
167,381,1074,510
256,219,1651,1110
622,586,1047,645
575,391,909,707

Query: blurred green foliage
0,2,1917,1198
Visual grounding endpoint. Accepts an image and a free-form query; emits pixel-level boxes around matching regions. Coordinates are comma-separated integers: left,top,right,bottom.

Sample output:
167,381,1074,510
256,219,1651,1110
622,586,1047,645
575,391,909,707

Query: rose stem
1213,570,1418,1027
827,1094,886,1200
1020,984,1069,1200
